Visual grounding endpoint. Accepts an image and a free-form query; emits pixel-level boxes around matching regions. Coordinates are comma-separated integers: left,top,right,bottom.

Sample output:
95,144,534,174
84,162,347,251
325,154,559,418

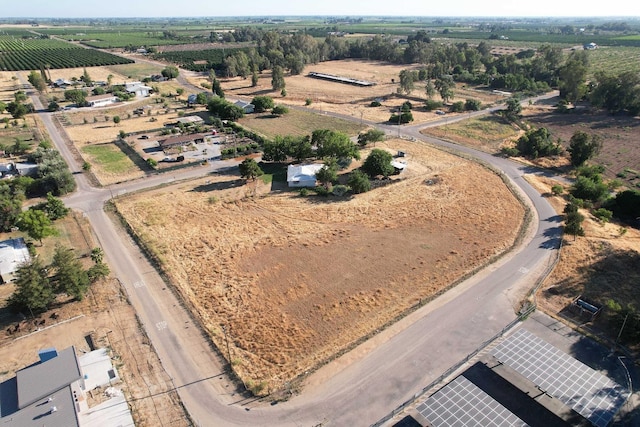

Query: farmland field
114,137,526,393
0,35,133,71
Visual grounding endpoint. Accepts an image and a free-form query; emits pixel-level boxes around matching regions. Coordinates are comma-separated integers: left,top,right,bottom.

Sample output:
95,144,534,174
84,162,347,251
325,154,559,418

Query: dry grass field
0,213,189,427
185,59,506,125
114,138,525,393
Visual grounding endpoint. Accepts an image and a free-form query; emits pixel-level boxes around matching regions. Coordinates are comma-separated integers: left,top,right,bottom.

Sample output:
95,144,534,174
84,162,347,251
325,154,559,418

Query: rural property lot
114,138,525,393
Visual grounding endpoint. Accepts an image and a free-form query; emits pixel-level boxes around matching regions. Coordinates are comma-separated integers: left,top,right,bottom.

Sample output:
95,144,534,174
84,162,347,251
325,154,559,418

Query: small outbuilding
0,237,30,284
287,164,324,188
86,94,118,108
234,100,255,114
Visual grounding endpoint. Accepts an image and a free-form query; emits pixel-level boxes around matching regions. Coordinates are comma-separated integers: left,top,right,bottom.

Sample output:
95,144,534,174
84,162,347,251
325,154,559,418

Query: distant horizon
3,0,640,20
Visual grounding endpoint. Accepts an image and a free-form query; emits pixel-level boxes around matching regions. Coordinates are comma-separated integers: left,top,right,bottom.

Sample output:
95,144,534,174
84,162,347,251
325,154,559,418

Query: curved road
26,77,562,426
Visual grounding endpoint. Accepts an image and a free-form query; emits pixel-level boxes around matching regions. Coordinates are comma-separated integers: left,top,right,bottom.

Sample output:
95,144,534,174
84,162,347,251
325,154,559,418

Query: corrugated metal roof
16,346,81,409
2,385,79,427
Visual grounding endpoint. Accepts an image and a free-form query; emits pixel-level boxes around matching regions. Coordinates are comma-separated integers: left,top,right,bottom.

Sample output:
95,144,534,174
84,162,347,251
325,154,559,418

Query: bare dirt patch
114,138,525,393
521,107,640,187
0,213,189,427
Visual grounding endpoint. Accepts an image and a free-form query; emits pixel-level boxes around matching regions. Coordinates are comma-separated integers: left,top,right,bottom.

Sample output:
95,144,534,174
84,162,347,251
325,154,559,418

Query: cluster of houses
85,81,152,108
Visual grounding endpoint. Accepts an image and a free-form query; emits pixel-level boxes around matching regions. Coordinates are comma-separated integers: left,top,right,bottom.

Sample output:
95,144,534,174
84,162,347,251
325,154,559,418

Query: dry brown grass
185,59,506,125
529,175,640,352
114,138,525,393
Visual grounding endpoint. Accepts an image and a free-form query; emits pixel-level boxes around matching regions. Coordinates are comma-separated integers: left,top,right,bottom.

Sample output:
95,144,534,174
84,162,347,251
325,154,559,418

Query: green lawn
82,143,137,174
238,108,365,140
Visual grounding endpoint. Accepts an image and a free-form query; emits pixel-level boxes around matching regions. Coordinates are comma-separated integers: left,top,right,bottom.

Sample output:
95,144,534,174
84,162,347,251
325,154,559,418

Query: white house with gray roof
0,346,134,427
0,238,30,284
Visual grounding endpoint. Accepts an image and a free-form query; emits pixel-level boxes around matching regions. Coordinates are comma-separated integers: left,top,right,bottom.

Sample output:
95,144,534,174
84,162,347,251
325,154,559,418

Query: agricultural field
152,47,249,71
40,29,210,49
0,35,133,71
114,137,525,393
586,46,640,78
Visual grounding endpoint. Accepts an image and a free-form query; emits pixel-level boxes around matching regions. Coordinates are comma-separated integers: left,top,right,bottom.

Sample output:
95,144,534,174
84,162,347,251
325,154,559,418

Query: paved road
25,74,562,426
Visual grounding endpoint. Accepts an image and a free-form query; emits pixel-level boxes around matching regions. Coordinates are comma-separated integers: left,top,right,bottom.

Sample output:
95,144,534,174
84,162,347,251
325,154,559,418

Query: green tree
568,131,602,167
212,77,225,98
50,245,90,300
7,101,29,119
287,135,313,162
47,101,60,112
312,129,360,160
516,127,562,159
81,68,93,86
64,89,87,106
564,205,585,239
14,90,27,102
571,175,609,203
271,65,285,91
271,105,289,116
176,88,184,97
315,162,338,190
0,101,6,113
28,70,47,93
362,148,394,177
90,247,104,264
33,192,69,220
504,97,522,120
262,137,290,162
398,69,416,95
451,101,465,112
113,115,121,125
465,99,482,111
251,96,274,113
0,182,24,232
559,51,589,104
7,258,54,315
434,75,455,103
425,79,436,99
357,129,385,147
161,66,180,80
590,71,640,115
348,169,371,194
251,71,259,87
18,209,57,245
239,158,263,181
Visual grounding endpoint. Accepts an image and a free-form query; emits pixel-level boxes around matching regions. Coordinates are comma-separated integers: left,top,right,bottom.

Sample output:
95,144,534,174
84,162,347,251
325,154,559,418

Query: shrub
369,100,382,107
451,101,464,112
551,184,564,195
305,98,313,106
424,99,443,111
332,185,349,197
593,208,613,223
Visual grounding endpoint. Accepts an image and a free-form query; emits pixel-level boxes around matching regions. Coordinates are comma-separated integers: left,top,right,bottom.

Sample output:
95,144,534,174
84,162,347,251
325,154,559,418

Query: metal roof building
0,237,30,284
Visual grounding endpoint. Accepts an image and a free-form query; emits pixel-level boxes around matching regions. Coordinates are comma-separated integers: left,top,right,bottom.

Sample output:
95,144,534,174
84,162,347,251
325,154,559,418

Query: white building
86,94,118,108
234,100,255,114
287,163,325,188
0,237,30,284
125,81,152,98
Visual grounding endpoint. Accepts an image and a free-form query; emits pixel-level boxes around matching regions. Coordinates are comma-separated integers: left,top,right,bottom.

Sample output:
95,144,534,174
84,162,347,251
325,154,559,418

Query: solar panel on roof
417,376,529,427
492,329,629,427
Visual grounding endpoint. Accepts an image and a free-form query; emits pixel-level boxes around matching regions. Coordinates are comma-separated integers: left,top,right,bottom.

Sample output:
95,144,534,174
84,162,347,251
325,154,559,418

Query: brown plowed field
114,138,525,393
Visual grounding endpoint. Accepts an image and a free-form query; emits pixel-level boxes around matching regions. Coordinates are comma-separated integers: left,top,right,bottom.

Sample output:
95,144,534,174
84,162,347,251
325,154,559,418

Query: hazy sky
4,0,640,18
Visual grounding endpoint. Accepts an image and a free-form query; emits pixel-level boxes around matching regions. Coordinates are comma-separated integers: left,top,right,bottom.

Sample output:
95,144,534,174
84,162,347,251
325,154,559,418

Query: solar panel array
492,328,629,427
417,376,529,427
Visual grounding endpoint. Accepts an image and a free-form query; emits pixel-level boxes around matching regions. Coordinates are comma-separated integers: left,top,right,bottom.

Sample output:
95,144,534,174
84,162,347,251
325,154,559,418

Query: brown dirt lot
0,213,189,427
114,138,525,393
